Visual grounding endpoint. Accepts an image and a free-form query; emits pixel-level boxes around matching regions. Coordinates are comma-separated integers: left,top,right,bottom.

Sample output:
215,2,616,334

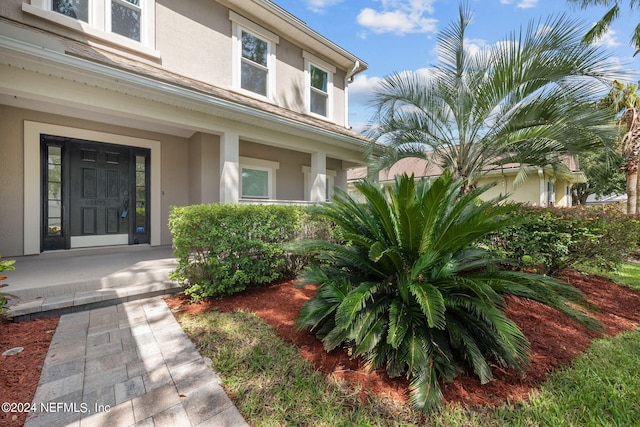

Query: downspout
344,61,361,129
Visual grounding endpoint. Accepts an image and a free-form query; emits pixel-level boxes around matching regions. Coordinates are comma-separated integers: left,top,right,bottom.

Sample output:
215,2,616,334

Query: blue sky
272,0,640,132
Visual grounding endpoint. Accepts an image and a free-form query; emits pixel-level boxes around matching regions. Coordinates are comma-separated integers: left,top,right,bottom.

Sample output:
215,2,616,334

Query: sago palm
365,5,618,193
296,173,600,412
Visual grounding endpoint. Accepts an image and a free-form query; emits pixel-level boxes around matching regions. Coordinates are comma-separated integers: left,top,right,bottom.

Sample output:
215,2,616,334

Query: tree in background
567,0,640,54
598,80,640,212
365,5,619,193
572,148,626,205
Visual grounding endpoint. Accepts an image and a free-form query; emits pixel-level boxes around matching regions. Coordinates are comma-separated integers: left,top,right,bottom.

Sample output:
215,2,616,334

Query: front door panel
69,143,131,248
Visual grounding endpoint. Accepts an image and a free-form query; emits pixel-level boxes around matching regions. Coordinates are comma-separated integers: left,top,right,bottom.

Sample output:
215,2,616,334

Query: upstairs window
53,0,88,22
304,51,335,119
111,0,142,42
230,11,278,100
241,31,269,96
25,0,156,53
310,65,329,116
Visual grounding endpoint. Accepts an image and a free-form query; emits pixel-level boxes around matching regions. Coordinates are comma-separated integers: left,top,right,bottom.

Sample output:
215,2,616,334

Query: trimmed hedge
168,204,333,299
487,206,640,274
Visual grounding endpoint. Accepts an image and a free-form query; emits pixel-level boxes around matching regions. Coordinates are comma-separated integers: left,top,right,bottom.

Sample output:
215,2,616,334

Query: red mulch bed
165,270,640,407
0,317,58,427
1,271,639,427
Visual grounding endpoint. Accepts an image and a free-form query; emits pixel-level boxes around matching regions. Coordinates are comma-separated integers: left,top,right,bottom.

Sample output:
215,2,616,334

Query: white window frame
23,0,158,57
240,157,279,200
303,166,336,202
230,11,278,101
303,51,335,120
107,0,144,43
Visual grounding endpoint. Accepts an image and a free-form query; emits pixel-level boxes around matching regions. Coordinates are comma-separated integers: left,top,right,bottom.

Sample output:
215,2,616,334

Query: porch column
220,131,239,204
310,151,327,202
538,168,545,207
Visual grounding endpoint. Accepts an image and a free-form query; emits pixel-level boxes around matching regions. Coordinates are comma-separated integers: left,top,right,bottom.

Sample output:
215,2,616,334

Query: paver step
6,282,182,321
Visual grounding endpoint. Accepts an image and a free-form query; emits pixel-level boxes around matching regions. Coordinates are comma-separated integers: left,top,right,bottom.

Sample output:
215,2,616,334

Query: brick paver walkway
24,297,247,427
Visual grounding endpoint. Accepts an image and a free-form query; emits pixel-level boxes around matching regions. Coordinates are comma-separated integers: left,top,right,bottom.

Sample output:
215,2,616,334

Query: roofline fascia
254,0,368,74
0,33,369,147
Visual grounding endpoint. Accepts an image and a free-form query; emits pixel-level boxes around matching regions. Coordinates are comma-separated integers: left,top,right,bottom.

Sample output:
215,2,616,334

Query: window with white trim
230,12,278,100
240,157,279,199
110,0,142,42
240,31,269,96
304,51,335,119
24,0,155,52
310,65,329,116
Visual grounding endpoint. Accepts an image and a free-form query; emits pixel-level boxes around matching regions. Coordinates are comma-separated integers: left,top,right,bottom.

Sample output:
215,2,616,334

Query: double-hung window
52,0,89,22
304,51,335,119
230,12,278,100
240,31,269,96
110,0,142,42
24,0,156,53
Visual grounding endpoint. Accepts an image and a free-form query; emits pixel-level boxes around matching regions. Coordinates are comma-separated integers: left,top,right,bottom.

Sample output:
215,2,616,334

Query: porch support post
220,131,239,204
310,151,327,202
538,168,545,207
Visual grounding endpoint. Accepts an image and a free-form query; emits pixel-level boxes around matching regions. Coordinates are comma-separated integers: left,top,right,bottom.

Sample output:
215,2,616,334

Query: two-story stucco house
0,0,369,257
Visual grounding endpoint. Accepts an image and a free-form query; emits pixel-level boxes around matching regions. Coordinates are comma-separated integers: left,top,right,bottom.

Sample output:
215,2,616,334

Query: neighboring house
348,155,586,207
0,0,369,257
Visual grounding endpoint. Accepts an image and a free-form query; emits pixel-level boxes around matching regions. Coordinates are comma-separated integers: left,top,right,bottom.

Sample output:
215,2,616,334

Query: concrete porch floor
3,245,181,320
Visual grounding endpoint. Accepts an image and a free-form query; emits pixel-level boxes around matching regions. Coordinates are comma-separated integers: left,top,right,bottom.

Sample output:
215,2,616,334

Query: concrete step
6,282,182,321
2,245,183,321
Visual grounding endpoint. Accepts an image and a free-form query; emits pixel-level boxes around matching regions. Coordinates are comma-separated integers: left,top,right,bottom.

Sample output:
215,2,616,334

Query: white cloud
517,0,539,9
500,0,539,8
356,0,438,35
348,74,383,106
304,0,344,13
593,28,622,48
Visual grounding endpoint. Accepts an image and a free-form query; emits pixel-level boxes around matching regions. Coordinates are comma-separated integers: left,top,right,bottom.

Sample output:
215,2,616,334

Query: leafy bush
294,173,600,412
487,206,640,274
169,204,333,299
0,256,16,315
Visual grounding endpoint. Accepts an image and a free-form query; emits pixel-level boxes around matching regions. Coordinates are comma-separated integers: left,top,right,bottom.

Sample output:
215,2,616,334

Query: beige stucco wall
2,0,350,127
478,174,542,205
156,0,232,88
0,105,190,256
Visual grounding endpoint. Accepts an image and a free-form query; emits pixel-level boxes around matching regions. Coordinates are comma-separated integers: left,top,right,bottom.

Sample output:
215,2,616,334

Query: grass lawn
176,264,640,426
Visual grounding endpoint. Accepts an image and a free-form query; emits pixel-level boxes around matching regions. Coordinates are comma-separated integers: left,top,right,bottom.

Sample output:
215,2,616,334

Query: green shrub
487,206,640,274
0,256,16,315
168,204,333,299
294,173,600,413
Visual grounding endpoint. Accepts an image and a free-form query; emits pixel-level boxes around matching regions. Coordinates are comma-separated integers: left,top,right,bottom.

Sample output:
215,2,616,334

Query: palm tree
599,80,640,213
567,0,640,54
365,5,619,193
295,172,600,412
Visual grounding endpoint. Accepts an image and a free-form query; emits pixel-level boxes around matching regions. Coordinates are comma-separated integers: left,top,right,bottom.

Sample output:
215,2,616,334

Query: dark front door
68,142,131,246
41,136,150,251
